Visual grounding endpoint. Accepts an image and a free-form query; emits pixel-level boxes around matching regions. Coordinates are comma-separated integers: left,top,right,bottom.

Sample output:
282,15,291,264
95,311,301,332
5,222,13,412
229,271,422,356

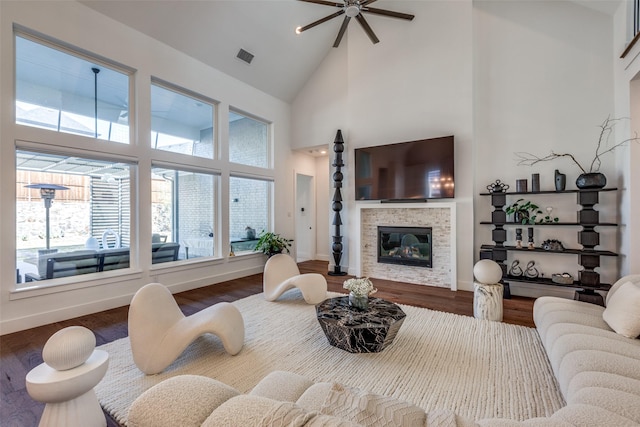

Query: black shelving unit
479,188,618,305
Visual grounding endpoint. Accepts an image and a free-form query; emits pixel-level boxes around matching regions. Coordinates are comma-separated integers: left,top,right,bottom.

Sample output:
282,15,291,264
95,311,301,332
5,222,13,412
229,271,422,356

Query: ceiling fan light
345,5,360,18
295,26,303,34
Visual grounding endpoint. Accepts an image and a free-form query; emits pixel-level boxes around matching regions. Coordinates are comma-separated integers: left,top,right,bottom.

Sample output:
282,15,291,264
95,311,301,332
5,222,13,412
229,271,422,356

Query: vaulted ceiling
81,0,621,103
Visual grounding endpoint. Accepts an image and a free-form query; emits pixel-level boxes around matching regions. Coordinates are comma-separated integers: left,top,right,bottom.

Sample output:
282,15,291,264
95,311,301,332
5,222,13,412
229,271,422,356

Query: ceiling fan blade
360,0,378,5
333,16,351,47
297,0,344,8
355,14,379,44
363,7,415,21
297,10,345,33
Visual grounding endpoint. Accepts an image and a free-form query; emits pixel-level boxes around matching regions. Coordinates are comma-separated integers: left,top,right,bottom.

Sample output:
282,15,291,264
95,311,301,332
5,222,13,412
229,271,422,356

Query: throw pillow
320,383,427,427
602,281,640,339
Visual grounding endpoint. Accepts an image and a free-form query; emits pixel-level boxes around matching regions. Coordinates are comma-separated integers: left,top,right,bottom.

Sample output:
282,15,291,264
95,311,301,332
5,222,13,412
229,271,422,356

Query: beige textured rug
96,291,565,426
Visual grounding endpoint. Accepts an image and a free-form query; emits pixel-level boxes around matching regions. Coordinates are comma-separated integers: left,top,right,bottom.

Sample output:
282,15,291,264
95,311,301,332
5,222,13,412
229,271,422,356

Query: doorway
295,173,315,262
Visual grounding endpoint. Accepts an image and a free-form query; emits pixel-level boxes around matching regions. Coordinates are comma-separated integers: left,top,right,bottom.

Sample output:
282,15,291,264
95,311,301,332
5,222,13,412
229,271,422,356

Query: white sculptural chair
128,283,245,375
263,254,327,304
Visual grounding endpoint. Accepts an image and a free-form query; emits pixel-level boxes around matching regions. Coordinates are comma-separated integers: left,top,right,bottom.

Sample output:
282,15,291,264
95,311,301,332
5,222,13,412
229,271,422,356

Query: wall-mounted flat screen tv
354,135,454,201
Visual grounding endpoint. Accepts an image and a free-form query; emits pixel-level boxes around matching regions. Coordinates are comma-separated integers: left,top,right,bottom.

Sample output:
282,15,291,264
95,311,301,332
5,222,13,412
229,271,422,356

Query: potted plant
505,199,544,224
254,230,293,257
515,116,640,189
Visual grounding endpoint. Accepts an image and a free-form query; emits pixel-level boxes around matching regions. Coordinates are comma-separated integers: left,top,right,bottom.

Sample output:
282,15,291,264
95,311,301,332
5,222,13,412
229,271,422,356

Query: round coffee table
316,296,406,353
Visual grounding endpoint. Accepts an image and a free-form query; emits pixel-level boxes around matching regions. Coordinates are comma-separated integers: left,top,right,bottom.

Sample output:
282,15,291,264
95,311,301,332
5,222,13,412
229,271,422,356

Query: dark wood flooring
0,260,534,427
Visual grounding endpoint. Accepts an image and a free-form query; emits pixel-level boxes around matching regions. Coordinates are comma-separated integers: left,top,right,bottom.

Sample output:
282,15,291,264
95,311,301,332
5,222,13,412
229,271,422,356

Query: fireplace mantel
352,202,457,290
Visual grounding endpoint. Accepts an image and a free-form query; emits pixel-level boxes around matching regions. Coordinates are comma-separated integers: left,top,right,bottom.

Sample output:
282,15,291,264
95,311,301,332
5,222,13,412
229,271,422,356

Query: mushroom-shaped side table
26,326,109,427
473,260,504,322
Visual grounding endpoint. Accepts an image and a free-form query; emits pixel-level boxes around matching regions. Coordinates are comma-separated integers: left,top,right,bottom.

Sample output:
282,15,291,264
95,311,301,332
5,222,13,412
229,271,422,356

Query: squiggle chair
263,254,327,304
128,283,244,375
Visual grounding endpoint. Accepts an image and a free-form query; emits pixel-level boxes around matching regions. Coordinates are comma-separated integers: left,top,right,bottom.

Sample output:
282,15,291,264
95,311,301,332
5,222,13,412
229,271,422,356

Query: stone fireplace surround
352,202,457,290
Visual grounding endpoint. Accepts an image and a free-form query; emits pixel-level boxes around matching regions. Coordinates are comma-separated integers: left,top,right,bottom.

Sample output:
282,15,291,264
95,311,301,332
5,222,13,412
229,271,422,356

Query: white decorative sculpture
128,283,245,375
26,326,109,427
473,260,504,321
263,254,328,304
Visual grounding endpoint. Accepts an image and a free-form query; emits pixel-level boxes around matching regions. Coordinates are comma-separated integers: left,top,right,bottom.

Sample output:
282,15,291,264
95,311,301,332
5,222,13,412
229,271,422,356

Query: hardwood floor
0,260,534,427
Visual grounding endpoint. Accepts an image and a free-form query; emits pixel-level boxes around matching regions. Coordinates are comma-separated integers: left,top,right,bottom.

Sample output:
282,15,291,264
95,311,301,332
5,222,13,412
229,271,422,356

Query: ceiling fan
295,0,415,48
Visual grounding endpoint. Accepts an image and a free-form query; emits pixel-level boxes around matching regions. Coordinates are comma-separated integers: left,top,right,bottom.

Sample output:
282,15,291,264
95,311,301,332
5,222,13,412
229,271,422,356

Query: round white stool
26,326,109,427
473,259,504,322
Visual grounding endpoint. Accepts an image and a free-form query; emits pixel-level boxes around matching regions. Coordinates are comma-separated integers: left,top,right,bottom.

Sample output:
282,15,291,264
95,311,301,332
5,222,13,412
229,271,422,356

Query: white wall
294,0,474,290
474,1,616,296
293,0,620,295
315,155,331,261
614,0,640,275
0,1,294,334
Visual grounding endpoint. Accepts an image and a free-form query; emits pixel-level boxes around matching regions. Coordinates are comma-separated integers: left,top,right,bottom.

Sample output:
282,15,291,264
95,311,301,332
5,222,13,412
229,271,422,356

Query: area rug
95,291,565,426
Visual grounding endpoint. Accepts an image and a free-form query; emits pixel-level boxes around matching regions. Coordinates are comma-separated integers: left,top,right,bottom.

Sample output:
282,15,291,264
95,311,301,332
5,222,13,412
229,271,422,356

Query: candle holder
515,228,523,249
527,227,535,249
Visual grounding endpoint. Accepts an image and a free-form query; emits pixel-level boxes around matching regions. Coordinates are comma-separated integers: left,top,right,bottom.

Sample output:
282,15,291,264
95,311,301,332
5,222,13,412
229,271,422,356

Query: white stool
473,259,504,322
26,327,109,427
473,282,504,321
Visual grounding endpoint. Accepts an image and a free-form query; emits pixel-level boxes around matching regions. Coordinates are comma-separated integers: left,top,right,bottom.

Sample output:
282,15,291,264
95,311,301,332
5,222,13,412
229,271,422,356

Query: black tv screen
354,136,454,200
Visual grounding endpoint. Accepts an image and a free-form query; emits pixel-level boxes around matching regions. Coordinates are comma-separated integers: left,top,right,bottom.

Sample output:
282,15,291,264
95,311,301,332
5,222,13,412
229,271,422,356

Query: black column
328,130,347,276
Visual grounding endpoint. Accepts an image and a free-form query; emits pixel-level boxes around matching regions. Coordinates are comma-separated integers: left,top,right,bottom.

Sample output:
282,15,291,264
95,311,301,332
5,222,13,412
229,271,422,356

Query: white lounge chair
128,283,244,375
262,254,327,304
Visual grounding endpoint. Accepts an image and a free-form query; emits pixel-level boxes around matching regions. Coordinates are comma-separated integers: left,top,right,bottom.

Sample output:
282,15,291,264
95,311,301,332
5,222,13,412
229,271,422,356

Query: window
229,111,269,168
151,167,217,260
16,151,132,285
151,82,215,158
229,176,271,253
15,35,130,143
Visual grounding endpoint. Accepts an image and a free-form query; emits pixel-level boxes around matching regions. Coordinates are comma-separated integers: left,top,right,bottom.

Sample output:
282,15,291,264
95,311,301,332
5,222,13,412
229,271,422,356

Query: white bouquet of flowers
343,277,377,297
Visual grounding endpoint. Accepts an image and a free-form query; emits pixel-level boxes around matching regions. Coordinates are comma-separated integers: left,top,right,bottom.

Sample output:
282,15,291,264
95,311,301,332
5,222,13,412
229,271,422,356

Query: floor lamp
328,130,347,276
25,184,69,250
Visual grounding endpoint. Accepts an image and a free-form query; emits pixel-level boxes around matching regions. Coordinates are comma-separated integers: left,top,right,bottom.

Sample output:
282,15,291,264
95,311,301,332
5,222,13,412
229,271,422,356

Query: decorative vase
531,173,540,192
554,170,566,191
514,212,527,224
576,172,606,189
349,292,369,310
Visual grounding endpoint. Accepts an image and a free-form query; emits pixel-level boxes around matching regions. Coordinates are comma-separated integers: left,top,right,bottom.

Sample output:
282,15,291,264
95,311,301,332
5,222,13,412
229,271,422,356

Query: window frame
14,29,135,145
228,107,273,169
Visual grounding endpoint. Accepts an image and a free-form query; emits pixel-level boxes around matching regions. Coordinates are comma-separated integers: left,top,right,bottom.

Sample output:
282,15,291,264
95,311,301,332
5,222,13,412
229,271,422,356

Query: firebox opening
378,226,432,268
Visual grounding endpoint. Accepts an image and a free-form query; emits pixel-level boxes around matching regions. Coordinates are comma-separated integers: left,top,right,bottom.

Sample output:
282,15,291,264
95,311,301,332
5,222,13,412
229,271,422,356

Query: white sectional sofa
126,275,640,427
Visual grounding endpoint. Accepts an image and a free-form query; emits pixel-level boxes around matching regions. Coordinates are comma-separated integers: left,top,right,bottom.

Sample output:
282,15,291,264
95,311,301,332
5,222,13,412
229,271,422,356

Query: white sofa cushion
602,281,640,338
568,387,640,424
557,350,640,396
127,375,239,427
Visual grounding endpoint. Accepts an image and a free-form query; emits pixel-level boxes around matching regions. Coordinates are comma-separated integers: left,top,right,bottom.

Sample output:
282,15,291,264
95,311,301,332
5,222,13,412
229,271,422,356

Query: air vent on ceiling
236,48,254,64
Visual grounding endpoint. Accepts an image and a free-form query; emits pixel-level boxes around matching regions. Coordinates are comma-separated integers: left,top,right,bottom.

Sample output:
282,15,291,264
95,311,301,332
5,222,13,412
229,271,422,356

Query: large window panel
229,176,271,253
151,83,215,159
229,111,269,168
16,151,133,285
151,167,217,260
15,35,130,143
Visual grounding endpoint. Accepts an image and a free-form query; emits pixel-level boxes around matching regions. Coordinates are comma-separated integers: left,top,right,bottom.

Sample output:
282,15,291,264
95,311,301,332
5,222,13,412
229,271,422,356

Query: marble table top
315,296,406,353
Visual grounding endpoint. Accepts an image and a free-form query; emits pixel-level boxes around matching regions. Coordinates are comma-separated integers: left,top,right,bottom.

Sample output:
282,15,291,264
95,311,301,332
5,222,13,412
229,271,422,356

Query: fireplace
378,226,432,268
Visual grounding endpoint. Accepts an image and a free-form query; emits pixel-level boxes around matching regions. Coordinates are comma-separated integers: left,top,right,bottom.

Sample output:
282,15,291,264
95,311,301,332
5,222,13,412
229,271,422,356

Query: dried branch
590,117,639,173
515,151,586,174
515,116,640,174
